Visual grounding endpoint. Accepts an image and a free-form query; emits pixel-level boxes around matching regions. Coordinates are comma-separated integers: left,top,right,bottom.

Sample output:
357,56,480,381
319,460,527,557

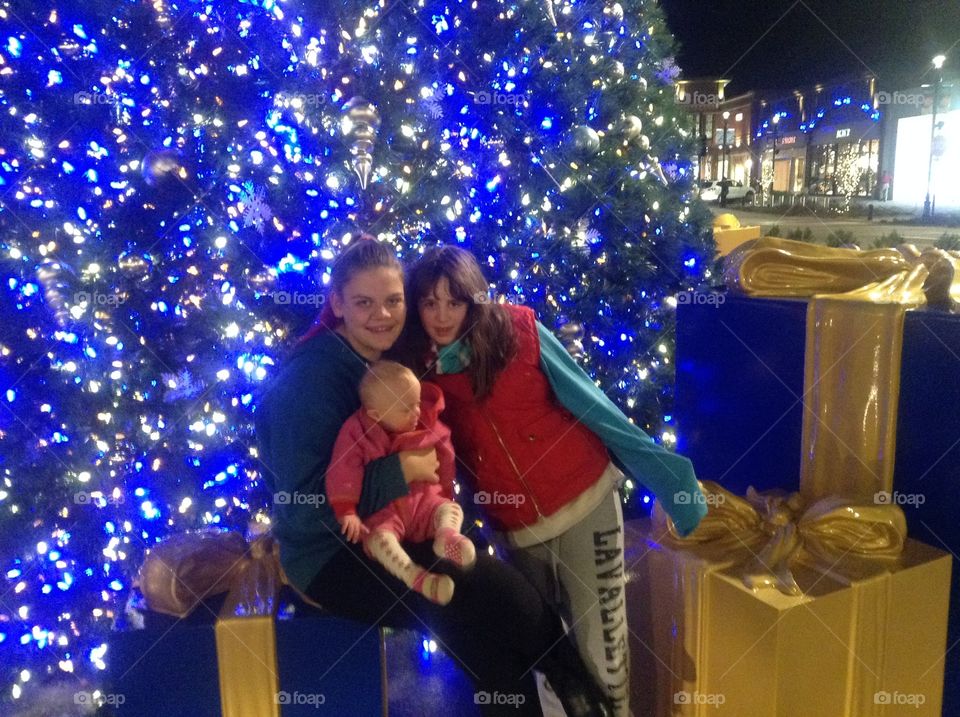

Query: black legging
307,541,562,717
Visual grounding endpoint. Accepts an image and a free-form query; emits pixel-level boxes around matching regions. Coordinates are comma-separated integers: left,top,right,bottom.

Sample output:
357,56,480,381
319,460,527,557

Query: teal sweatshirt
438,322,707,536
255,331,409,591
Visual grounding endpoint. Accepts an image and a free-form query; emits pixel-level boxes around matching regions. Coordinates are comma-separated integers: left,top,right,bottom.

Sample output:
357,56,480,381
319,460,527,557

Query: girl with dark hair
405,246,708,717
256,236,612,717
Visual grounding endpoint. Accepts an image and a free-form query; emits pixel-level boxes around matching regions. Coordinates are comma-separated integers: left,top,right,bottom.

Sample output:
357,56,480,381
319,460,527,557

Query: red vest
429,306,609,530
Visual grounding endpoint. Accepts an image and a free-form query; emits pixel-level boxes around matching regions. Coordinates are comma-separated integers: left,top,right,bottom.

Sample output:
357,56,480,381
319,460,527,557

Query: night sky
659,0,960,96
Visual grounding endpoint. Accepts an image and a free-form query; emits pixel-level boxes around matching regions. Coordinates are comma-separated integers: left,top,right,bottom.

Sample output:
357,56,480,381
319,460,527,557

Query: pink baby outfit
327,382,457,544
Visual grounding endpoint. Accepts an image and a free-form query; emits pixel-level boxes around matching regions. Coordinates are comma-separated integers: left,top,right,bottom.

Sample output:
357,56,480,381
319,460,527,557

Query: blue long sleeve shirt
534,323,706,535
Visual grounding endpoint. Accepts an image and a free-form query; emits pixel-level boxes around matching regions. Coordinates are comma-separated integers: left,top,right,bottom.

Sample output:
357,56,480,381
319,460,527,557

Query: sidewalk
727,196,960,226
709,205,959,247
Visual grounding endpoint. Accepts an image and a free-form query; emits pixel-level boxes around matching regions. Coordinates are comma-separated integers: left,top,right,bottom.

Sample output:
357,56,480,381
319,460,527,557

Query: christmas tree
0,0,711,707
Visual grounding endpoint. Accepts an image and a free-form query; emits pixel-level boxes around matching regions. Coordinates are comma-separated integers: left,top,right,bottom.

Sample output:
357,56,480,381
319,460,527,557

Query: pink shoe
433,528,477,569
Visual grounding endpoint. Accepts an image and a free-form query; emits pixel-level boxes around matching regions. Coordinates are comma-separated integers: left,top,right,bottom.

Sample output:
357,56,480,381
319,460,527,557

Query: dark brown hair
299,234,403,343
401,246,517,399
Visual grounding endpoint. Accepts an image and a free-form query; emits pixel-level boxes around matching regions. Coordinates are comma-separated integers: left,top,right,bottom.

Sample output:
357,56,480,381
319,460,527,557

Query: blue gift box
675,294,960,713
108,608,384,717
108,592,483,717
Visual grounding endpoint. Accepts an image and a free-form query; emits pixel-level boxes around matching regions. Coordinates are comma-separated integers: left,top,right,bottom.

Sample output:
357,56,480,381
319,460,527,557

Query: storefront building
805,119,881,196
754,78,882,199
879,79,959,210
678,75,890,199
768,130,807,193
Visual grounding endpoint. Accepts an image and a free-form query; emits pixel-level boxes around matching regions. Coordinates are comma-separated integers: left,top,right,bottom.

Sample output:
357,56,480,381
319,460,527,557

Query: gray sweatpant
508,489,630,717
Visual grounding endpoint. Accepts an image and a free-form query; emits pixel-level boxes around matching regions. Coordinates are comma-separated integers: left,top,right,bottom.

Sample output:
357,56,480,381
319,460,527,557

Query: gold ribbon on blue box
722,236,960,500
139,530,282,717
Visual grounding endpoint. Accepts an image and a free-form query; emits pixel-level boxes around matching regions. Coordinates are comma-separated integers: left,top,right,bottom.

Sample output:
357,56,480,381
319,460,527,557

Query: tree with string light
0,0,711,708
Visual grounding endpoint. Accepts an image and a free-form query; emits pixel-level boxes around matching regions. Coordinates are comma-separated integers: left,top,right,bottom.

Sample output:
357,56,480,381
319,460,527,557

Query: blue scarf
434,339,471,375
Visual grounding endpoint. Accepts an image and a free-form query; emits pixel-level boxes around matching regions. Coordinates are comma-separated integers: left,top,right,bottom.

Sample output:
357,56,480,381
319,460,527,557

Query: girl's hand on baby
340,515,369,543
398,448,440,485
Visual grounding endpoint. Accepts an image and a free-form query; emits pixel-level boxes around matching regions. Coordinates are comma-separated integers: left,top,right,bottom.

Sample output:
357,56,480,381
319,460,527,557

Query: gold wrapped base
628,520,951,717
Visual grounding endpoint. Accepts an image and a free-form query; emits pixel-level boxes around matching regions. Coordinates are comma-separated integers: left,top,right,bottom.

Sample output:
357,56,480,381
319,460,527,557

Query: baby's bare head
359,361,422,433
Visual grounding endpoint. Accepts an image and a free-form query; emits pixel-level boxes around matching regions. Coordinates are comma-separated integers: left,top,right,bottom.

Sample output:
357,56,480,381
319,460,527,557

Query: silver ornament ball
620,115,643,140
570,126,601,156
603,3,625,22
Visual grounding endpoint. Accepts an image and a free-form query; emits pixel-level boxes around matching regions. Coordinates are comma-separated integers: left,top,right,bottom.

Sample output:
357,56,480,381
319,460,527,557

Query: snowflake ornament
570,219,598,254
240,182,273,233
657,57,681,84
161,369,207,402
422,94,443,119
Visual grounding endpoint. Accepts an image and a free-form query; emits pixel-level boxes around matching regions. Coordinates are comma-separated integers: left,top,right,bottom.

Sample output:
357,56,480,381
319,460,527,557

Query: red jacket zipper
483,413,545,519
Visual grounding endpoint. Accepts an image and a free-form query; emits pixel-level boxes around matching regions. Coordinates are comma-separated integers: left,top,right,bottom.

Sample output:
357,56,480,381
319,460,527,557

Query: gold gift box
712,213,761,257
628,520,951,717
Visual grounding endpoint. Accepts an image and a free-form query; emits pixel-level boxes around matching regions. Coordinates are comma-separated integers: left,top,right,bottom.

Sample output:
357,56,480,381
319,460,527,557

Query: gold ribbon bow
656,481,907,596
723,235,960,311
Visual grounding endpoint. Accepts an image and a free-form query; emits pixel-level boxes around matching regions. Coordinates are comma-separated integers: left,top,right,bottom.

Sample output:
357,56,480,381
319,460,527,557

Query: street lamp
734,113,743,176
923,54,947,219
697,113,708,183
721,111,730,180
771,113,781,203
721,111,731,206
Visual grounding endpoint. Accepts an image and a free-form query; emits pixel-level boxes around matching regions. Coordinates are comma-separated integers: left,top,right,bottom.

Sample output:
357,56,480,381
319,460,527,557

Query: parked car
699,179,755,205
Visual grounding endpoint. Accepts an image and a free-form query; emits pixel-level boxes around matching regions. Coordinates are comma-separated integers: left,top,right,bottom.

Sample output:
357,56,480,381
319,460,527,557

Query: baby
327,360,475,605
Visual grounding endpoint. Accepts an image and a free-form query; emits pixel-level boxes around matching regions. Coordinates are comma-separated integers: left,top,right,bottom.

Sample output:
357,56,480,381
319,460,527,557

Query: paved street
710,204,960,247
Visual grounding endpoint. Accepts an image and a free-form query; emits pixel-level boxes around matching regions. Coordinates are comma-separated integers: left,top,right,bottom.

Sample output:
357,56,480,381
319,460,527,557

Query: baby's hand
340,514,369,544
